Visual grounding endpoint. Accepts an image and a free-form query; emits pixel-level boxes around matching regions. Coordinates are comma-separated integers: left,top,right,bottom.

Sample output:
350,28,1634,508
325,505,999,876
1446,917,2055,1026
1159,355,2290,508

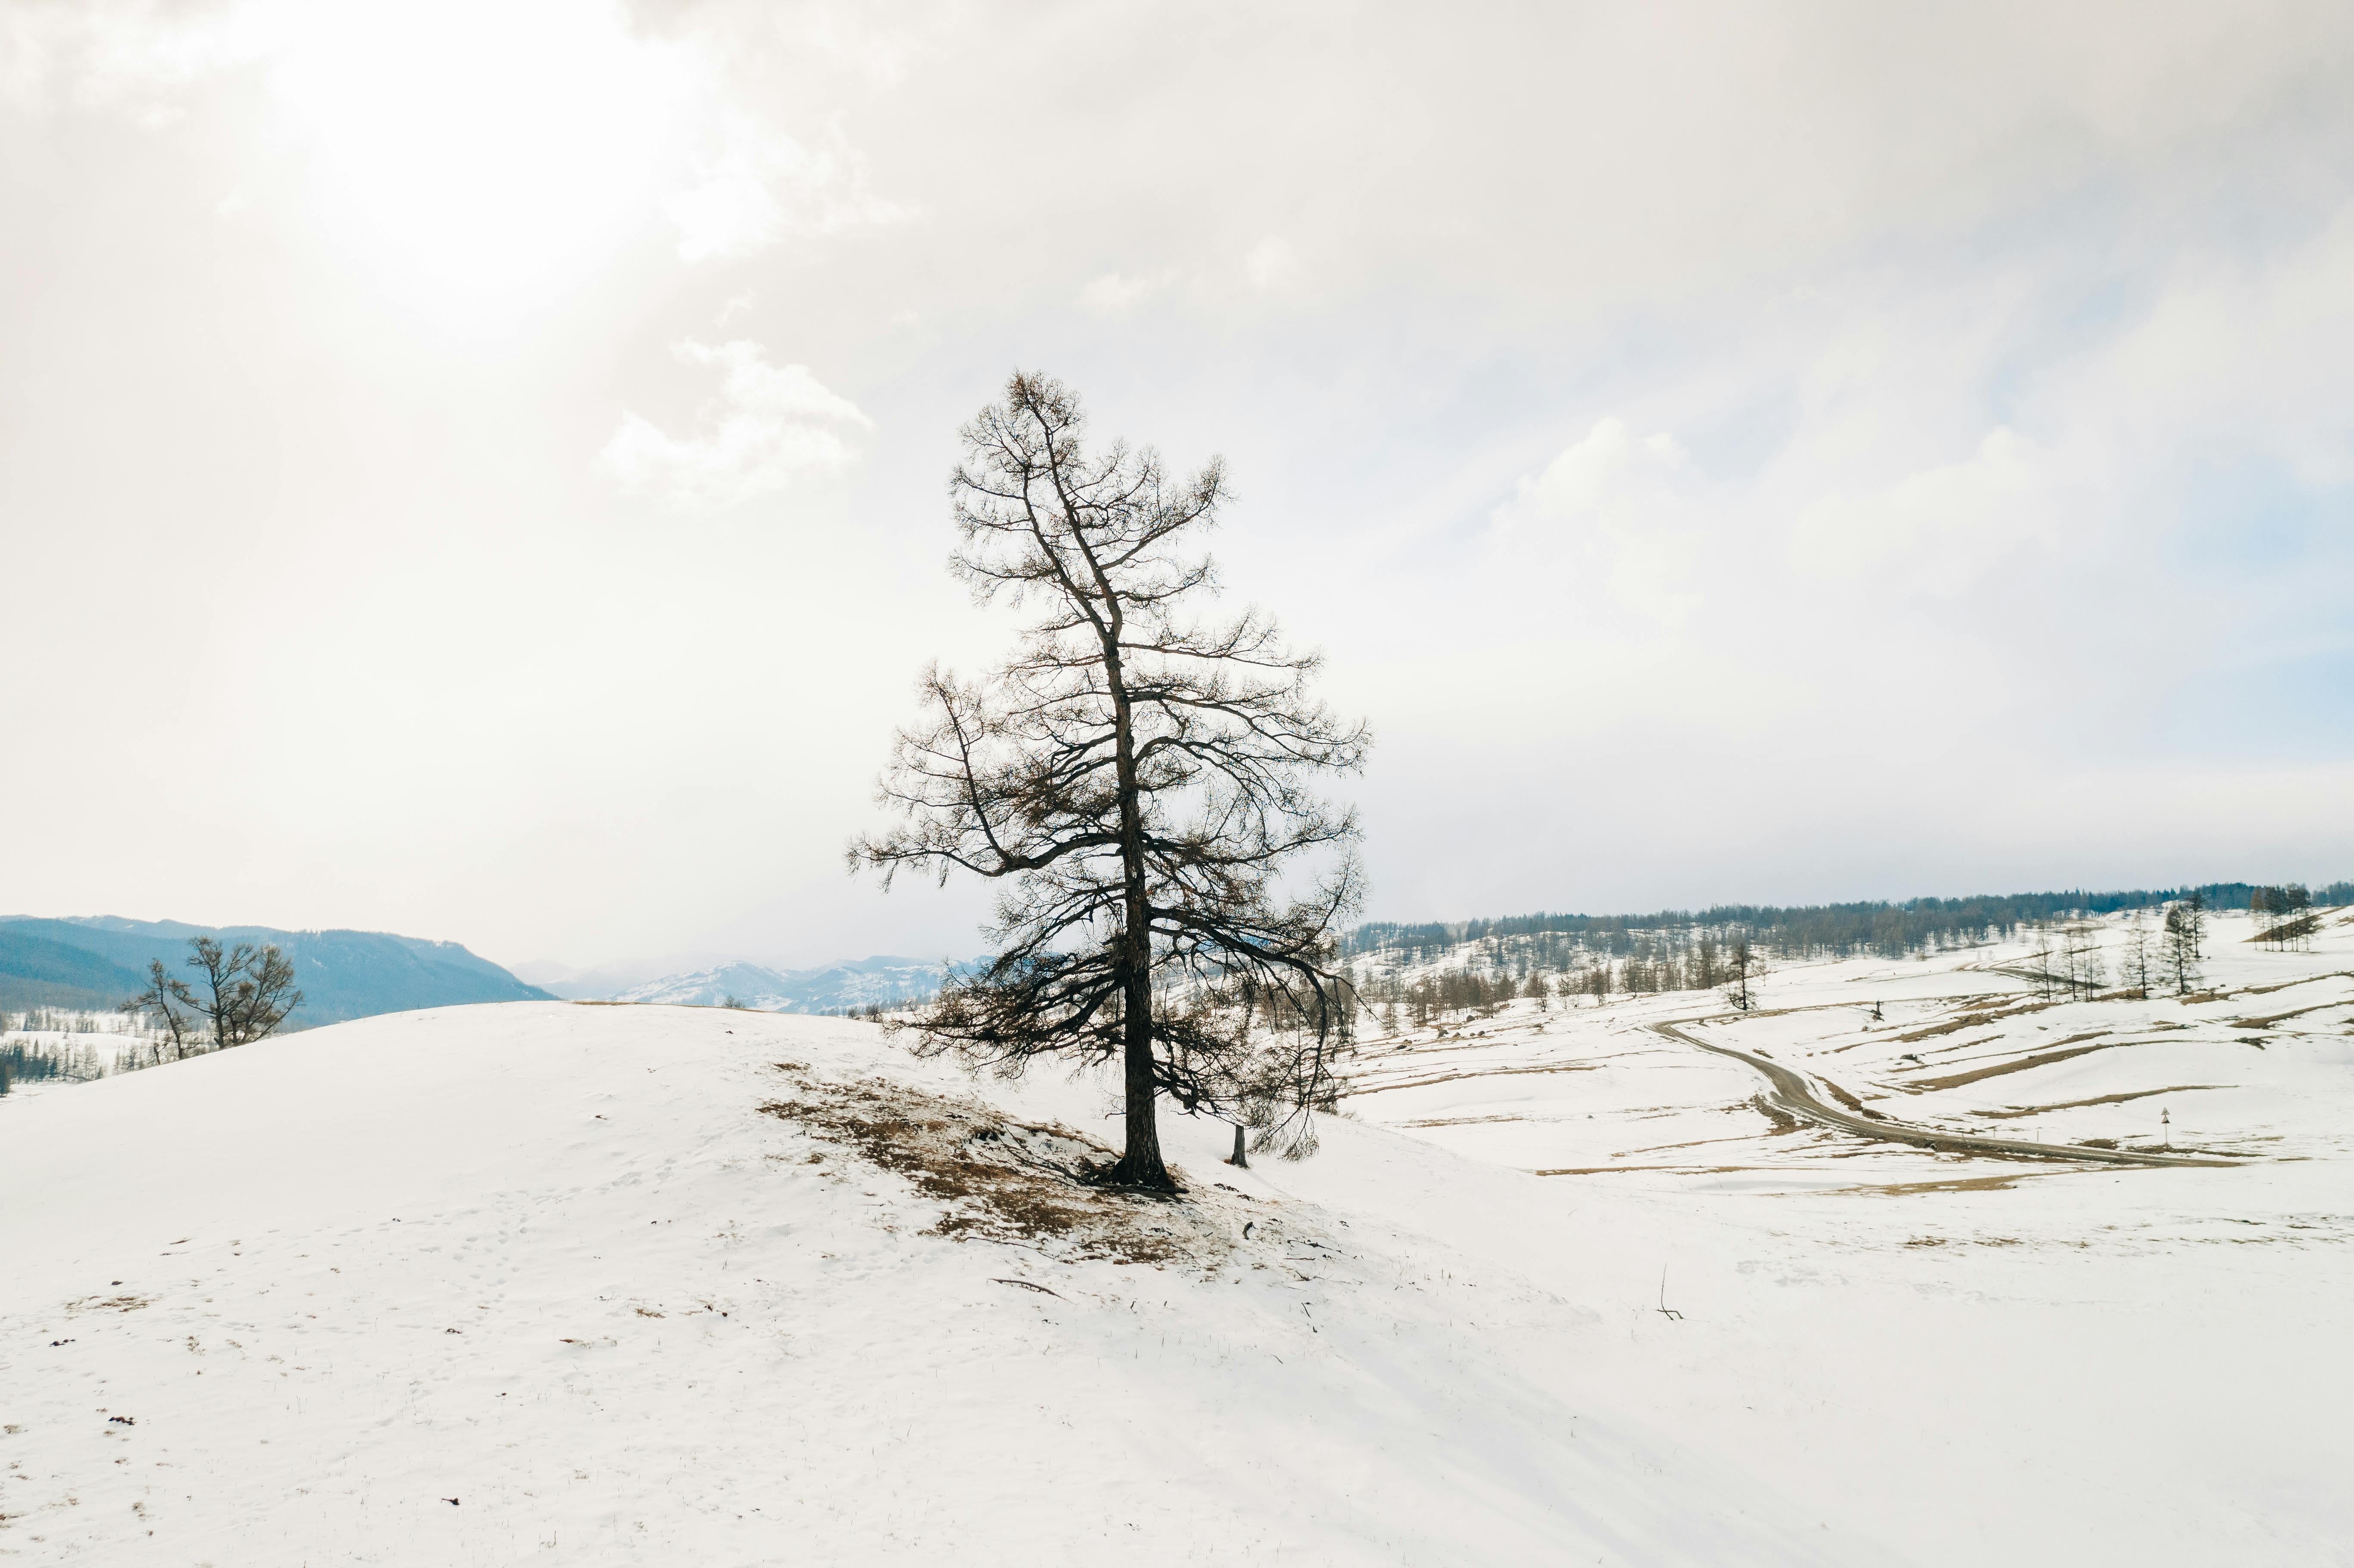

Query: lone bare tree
1723,933,1758,1011
850,372,1369,1189
185,936,305,1048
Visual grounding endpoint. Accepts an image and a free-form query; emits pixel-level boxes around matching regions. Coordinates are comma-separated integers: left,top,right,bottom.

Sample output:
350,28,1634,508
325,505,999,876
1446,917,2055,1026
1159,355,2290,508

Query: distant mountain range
0,916,551,1026
613,956,956,1013
0,913,964,1028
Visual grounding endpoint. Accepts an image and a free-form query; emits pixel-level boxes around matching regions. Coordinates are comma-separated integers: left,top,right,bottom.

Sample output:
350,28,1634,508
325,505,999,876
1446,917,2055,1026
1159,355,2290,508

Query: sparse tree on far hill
1724,934,1758,1012
2162,901,2203,996
185,936,305,1048
2059,922,2106,1001
2252,884,2316,952
850,372,1370,1189
2122,909,2154,996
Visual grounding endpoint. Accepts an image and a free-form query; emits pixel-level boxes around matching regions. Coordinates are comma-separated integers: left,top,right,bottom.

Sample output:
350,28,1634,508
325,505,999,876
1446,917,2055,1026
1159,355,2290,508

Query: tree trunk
1100,631,1172,1190
1107,982,1168,1187
1227,1123,1249,1168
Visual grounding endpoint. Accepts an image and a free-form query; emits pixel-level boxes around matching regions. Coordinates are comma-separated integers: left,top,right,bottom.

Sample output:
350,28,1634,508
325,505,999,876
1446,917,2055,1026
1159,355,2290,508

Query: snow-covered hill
4,924,2350,1562
615,955,950,1012
0,1003,1849,1564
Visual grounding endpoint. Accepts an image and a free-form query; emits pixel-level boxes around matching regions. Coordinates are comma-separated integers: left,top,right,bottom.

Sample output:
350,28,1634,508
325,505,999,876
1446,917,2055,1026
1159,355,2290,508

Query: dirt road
1647,1020,2239,1169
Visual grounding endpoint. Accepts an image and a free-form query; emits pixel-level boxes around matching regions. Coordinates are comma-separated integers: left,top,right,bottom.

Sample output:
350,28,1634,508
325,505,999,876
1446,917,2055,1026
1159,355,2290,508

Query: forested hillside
1342,880,2353,1024
1346,881,2354,963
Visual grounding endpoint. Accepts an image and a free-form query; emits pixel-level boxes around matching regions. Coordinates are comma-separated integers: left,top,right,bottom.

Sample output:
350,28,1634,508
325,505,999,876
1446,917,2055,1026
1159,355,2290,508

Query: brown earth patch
1909,1040,2124,1091
1818,1077,1869,1113
760,1069,1230,1268
1842,1171,2074,1196
1970,1084,2232,1120
1885,1030,2111,1089
1616,1131,1778,1156
1895,1013,1999,1043
2242,968,2354,996
1894,999,2057,1043
1394,1113,1530,1129
1348,1061,1600,1096
1532,1165,1767,1176
2229,1000,2349,1029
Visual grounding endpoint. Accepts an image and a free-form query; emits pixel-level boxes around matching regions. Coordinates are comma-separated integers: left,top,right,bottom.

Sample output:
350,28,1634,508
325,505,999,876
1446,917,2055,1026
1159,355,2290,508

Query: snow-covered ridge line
612,955,960,1014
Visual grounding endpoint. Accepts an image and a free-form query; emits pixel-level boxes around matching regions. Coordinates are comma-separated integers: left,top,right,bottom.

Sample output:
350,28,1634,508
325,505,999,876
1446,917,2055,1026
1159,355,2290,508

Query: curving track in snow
1647,1019,2241,1170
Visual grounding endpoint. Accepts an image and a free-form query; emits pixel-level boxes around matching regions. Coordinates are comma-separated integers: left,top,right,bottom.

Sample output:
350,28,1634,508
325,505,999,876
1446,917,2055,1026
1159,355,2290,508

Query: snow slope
5,912,2350,1565
1326,907,2354,1562
0,1002,1860,1566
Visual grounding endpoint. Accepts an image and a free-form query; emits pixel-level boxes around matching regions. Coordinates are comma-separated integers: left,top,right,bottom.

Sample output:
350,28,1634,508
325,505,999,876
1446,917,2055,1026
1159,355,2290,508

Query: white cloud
1077,269,1179,318
669,160,785,264
668,113,904,263
2047,202,2354,486
1077,240,1305,319
598,341,873,512
0,0,265,115
1244,236,1304,292
1495,418,1703,625
1506,417,1689,524
1790,427,2054,596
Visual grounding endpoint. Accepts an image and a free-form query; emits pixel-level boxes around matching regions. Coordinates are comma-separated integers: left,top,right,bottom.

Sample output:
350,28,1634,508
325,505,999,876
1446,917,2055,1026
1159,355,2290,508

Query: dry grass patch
1909,1039,2125,1091
1895,1000,2057,1043
760,1067,1237,1269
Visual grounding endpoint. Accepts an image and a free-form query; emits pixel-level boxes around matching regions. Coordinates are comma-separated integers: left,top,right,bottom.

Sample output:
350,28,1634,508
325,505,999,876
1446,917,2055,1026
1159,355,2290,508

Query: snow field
2,1002,1864,1566
1321,908,2354,1563
6,909,2351,1567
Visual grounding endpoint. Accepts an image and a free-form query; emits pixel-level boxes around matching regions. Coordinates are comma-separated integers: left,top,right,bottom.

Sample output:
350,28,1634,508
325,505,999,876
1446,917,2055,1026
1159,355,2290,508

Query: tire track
1646,1020,2240,1169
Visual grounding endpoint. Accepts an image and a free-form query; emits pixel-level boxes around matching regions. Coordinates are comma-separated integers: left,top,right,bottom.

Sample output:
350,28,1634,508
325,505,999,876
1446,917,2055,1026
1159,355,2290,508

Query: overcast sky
4,0,2351,975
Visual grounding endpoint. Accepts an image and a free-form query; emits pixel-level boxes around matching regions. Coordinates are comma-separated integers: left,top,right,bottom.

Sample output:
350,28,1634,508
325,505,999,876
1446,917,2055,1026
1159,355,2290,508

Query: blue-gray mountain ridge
0,916,550,1025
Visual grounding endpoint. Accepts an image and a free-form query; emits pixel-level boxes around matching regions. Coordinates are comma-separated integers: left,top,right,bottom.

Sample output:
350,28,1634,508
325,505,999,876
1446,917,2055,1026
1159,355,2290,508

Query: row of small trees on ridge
1345,881,2354,967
